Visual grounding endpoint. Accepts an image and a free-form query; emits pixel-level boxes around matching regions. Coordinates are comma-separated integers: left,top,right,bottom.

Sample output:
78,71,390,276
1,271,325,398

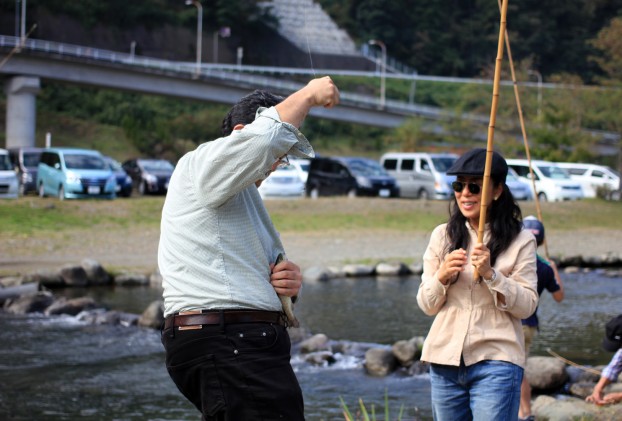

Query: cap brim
602,336,622,352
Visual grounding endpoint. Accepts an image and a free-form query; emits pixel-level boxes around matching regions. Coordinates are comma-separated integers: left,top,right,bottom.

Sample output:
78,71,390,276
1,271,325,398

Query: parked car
8,147,43,195
0,148,19,199
380,152,458,199
289,158,310,183
104,156,133,198
37,147,116,200
122,158,174,195
257,166,305,199
555,162,620,200
506,167,533,200
306,156,399,198
506,159,583,202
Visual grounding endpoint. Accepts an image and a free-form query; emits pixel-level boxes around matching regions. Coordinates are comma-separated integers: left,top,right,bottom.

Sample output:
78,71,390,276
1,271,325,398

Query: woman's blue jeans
429,359,523,421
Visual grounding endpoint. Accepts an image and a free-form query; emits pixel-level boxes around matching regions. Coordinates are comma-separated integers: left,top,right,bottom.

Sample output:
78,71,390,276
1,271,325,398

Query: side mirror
54,163,61,170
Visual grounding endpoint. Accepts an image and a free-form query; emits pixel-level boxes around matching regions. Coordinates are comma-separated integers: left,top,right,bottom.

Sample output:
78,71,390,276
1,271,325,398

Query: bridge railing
0,35,486,121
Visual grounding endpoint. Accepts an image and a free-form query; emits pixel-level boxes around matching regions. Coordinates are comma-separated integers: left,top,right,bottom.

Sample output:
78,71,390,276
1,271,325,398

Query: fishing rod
495,0,550,261
475,0,509,280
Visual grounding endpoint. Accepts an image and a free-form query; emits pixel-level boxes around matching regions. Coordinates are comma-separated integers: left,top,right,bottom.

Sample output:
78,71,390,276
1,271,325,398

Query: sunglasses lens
451,181,481,194
468,183,481,194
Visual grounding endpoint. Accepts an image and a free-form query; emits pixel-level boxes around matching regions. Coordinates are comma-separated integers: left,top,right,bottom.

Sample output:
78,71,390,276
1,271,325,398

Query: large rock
81,259,111,285
526,356,568,390
138,300,164,329
45,296,100,316
375,262,411,276
364,347,396,376
343,264,375,277
114,273,149,286
392,339,417,366
299,333,330,354
4,291,55,314
60,264,88,287
532,394,622,421
303,266,332,282
23,269,64,288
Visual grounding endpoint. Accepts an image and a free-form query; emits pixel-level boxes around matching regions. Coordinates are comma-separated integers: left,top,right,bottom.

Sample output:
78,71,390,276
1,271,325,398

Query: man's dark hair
221,90,284,136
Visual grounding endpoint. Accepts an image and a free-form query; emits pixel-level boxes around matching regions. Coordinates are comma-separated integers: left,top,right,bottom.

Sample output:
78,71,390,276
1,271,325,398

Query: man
586,314,622,405
158,76,340,420
519,216,565,421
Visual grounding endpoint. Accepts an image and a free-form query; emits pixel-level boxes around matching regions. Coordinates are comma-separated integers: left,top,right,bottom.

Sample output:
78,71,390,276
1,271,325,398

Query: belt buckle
178,310,203,330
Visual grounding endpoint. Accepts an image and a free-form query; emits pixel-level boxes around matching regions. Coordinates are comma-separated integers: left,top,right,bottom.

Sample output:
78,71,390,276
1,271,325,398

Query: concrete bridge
1,35,474,150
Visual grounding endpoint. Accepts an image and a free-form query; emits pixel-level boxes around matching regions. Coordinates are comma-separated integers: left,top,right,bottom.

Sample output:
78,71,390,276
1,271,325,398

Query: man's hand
276,76,340,128
305,76,340,108
270,259,302,297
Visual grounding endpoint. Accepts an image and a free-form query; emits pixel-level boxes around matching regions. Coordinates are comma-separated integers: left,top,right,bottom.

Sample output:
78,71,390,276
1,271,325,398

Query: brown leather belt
164,310,285,330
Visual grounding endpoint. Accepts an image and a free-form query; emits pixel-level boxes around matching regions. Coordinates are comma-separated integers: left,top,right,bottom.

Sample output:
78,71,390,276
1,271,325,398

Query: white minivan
506,159,584,202
555,162,620,200
0,148,19,199
380,152,458,199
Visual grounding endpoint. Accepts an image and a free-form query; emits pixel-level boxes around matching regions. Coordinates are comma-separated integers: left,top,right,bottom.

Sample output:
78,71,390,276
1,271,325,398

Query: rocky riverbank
2,256,622,420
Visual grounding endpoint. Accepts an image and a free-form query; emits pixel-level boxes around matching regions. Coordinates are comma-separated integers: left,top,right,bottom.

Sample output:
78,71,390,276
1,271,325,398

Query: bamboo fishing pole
496,0,551,260
475,0,509,280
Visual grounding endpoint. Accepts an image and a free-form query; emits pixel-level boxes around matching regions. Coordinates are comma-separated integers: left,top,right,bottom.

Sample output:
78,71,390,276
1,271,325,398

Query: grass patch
0,196,164,236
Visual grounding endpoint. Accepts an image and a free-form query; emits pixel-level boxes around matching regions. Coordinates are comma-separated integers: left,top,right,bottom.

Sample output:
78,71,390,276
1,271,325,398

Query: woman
417,148,538,421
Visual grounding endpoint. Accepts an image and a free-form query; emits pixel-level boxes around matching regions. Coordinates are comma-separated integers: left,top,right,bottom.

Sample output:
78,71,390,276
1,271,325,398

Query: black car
305,156,399,198
121,158,174,195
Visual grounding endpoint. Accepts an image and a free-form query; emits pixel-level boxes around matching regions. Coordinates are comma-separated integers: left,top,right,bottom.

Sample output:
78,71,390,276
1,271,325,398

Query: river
1,271,620,420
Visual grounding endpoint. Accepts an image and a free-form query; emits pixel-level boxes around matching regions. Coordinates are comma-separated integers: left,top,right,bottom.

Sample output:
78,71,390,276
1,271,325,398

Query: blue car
37,148,117,200
104,156,133,198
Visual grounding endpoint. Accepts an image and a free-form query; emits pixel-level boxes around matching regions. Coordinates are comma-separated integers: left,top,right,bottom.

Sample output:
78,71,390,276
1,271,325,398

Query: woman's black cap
447,148,508,183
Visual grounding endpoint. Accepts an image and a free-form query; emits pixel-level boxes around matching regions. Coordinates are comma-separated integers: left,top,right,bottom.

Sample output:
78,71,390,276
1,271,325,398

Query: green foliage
340,390,406,421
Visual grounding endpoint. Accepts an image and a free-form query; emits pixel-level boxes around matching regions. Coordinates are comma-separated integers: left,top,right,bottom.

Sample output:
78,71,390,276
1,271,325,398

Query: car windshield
107,159,123,172
431,157,457,172
23,152,41,168
64,154,107,170
140,160,174,172
539,165,570,179
345,159,389,176
0,154,12,171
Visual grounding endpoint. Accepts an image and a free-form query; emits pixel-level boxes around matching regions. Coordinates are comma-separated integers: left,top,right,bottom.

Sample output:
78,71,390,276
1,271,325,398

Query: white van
555,162,620,200
380,152,458,199
506,159,583,202
0,148,19,199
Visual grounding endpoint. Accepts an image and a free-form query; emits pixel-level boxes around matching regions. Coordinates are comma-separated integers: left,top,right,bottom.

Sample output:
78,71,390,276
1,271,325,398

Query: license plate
379,189,390,197
87,186,100,194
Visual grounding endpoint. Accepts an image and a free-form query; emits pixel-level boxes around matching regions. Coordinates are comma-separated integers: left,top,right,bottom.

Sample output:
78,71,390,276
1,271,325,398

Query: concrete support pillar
4,76,41,149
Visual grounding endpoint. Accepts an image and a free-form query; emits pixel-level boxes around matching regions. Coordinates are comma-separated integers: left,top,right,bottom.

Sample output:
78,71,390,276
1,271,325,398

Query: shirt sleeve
602,349,622,381
417,224,450,316
187,107,313,208
483,231,539,319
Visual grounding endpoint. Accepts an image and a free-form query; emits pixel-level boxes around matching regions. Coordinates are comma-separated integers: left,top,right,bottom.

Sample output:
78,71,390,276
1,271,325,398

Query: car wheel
38,183,46,198
138,181,146,196
418,189,430,200
58,185,65,201
309,187,319,199
537,192,548,202
347,188,357,198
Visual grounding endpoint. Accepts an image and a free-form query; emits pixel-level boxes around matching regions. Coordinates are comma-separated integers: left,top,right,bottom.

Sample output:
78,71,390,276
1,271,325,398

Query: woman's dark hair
221,90,284,136
444,176,523,266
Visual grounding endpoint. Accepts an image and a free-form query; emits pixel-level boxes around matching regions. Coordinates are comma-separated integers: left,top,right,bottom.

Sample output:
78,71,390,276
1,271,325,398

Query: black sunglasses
451,181,482,195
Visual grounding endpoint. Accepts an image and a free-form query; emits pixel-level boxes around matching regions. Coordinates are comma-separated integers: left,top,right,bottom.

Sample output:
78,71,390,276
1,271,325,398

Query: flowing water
1,271,620,420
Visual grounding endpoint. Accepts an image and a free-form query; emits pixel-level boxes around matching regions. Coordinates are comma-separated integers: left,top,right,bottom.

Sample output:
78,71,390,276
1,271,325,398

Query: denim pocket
166,353,226,418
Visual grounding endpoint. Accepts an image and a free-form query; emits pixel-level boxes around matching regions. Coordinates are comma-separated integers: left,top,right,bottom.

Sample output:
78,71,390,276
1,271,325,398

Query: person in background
158,76,340,420
417,148,538,421
586,314,622,405
518,216,565,421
